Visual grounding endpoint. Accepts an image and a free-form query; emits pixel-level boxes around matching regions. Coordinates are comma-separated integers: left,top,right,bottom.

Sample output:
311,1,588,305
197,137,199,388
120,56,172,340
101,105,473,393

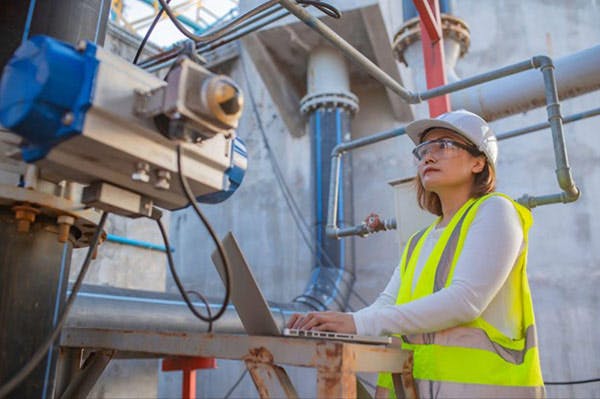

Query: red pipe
414,0,451,116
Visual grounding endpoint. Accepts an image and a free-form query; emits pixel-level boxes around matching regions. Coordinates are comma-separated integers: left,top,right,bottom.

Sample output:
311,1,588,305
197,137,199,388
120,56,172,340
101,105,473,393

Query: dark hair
415,161,496,216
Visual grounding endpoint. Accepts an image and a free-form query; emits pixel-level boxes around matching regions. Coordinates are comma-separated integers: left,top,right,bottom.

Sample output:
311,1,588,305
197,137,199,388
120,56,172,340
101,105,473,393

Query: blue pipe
335,108,344,273
22,0,37,44
106,234,173,253
42,242,70,399
315,111,323,247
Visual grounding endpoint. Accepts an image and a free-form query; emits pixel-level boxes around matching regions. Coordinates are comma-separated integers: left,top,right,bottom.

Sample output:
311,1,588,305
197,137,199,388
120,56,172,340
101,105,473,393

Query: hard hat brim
406,118,475,146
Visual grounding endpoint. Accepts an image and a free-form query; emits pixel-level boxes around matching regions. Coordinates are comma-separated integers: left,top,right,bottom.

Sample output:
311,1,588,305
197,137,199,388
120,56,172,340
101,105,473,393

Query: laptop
211,232,392,345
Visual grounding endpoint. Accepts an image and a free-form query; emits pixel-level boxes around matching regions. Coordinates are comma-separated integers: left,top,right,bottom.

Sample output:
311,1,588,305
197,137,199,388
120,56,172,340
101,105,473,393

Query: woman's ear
472,156,486,174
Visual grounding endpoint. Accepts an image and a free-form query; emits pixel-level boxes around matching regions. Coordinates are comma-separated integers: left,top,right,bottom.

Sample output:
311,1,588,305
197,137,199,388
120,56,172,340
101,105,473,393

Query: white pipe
300,45,358,114
451,45,600,121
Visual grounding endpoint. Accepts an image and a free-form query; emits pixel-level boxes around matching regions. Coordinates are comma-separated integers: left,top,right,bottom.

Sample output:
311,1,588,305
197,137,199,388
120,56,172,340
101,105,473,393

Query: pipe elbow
556,168,579,195
407,91,423,104
562,186,581,203
532,55,554,70
326,226,339,239
330,144,344,157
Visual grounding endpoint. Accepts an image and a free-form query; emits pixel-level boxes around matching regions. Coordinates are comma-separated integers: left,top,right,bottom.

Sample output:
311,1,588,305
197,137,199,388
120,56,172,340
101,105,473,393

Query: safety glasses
412,138,482,162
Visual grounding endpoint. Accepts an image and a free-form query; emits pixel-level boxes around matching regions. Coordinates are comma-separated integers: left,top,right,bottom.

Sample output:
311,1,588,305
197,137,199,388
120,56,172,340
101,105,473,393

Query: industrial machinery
0,34,248,398
0,35,247,217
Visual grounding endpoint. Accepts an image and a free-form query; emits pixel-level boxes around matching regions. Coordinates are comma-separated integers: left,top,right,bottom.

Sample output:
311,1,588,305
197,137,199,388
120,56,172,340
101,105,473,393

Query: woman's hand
286,311,357,334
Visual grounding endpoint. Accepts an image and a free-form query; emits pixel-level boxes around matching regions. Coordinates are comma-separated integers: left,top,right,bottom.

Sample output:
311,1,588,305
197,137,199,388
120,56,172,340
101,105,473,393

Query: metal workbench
60,327,410,398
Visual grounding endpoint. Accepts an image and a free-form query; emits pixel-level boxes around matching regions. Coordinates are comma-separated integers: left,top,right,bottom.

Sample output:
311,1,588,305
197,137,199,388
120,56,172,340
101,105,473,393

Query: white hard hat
406,109,498,169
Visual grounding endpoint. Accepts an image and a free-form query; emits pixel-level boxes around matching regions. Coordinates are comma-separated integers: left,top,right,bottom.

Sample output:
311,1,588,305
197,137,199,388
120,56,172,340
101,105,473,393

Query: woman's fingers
287,312,357,334
287,313,309,329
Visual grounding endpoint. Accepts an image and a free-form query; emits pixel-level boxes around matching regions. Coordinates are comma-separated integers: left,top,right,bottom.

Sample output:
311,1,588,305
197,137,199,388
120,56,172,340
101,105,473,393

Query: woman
287,110,545,398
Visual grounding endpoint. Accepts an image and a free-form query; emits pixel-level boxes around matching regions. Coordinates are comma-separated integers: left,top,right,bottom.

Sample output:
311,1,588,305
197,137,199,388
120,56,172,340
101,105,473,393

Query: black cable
140,2,341,69
133,0,172,64
545,378,600,385
186,289,214,332
175,144,233,322
197,3,284,49
155,215,227,324
0,212,109,398
223,368,248,399
196,9,290,54
156,0,280,43
297,0,341,19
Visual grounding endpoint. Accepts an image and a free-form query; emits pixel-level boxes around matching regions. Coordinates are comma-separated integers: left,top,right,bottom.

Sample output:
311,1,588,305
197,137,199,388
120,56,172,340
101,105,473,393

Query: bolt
57,215,75,243
131,162,151,183
61,112,75,126
154,170,171,190
76,40,87,52
12,204,40,233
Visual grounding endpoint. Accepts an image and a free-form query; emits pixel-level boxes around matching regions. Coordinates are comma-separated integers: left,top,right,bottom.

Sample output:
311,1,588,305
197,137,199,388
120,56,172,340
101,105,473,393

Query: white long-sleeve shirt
352,195,525,339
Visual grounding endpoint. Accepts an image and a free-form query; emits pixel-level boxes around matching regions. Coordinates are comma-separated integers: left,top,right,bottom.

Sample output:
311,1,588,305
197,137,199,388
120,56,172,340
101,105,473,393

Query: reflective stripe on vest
377,194,544,398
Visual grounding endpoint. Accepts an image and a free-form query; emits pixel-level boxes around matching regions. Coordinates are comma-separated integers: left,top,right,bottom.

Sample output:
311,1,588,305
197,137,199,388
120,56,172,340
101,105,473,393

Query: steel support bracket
243,346,299,399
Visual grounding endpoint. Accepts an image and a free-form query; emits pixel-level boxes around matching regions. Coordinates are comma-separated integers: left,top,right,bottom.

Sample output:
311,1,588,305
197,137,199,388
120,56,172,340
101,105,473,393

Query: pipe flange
0,184,103,248
300,92,359,115
392,15,471,66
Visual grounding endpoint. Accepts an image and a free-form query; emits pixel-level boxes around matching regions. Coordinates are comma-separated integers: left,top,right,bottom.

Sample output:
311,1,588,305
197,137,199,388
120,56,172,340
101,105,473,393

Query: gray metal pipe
512,56,580,208
420,60,536,101
536,56,577,196
66,286,310,336
323,54,581,237
326,127,406,239
497,106,600,140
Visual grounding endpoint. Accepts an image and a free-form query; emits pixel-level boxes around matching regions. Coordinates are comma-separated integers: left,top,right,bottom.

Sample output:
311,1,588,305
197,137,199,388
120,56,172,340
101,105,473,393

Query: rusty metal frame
61,327,410,398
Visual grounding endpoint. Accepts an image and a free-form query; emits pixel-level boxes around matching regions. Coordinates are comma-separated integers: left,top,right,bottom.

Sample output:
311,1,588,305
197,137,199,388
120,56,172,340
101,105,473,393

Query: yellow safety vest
378,193,545,398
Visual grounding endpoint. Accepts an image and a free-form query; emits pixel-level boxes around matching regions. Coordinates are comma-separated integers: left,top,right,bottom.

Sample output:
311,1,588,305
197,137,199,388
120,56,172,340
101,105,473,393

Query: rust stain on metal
315,342,343,371
245,346,275,364
318,371,356,398
318,373,340,395
246,363,271,398
325,344,343,359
